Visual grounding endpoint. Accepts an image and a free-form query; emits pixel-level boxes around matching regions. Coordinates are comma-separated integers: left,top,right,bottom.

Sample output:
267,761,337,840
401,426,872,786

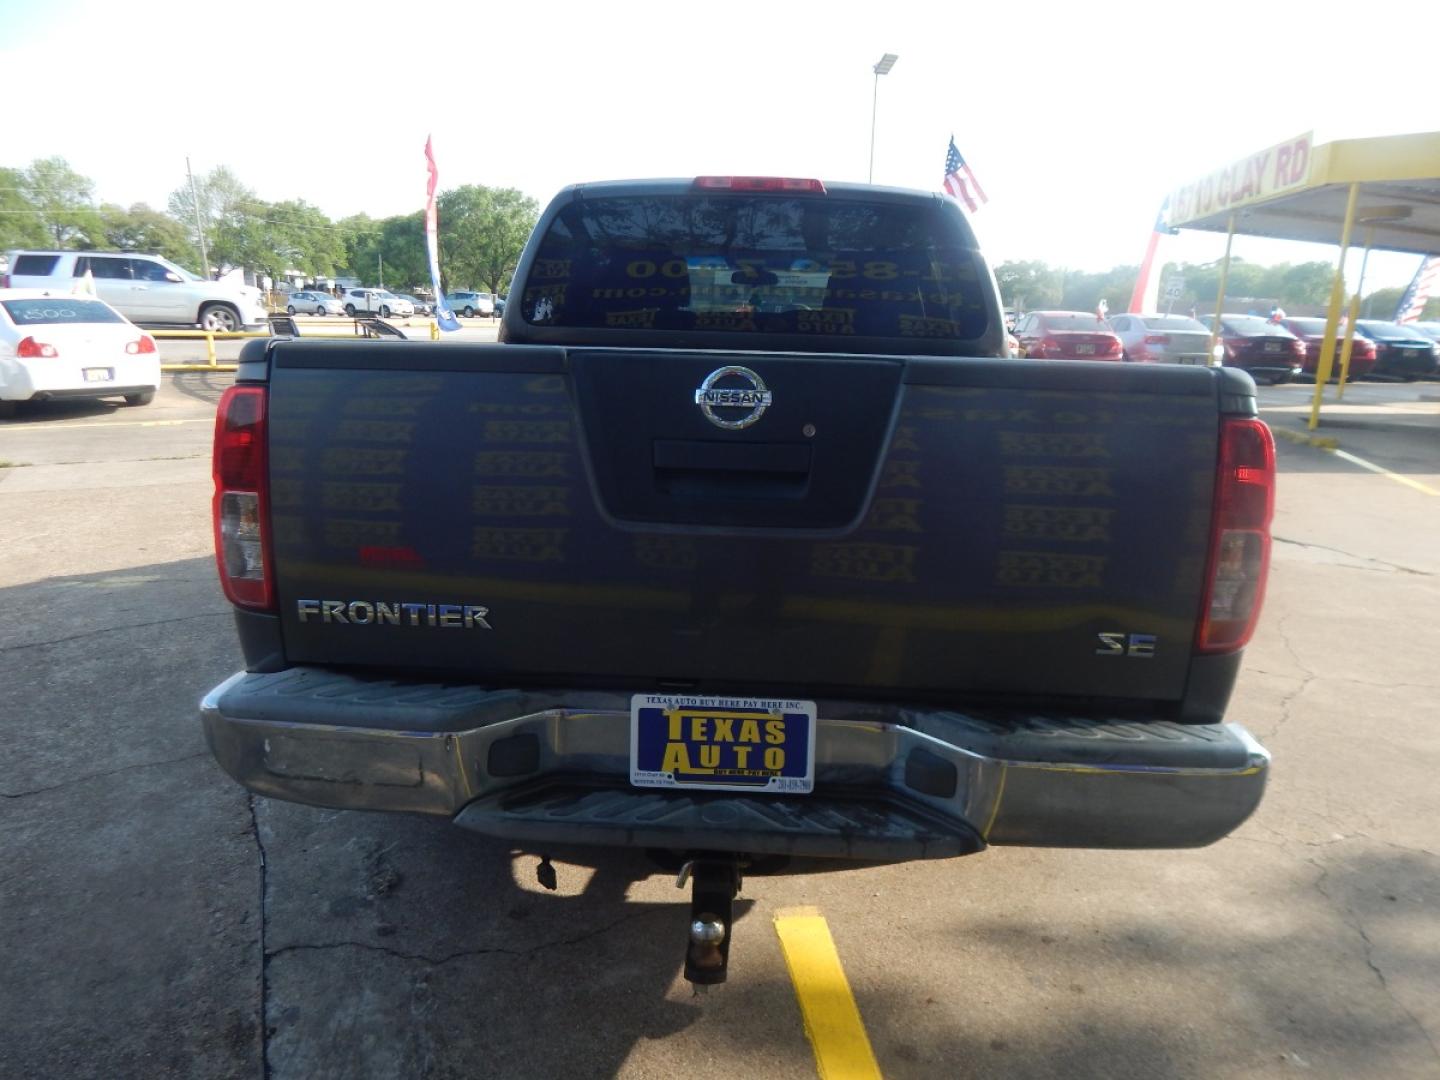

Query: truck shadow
257,802,796,1079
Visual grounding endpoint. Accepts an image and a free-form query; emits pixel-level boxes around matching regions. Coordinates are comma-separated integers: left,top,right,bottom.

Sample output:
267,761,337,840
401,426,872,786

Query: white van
1,251,268,332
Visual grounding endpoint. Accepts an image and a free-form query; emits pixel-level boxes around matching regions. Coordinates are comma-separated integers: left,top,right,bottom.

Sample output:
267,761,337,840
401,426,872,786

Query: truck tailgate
265,341,1225,706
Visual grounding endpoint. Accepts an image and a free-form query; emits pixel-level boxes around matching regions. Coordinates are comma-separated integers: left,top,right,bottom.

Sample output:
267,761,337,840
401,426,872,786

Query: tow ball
676,857,742,988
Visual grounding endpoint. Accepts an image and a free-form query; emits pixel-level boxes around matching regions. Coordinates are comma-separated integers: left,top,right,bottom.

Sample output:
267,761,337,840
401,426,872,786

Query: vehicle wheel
345,304,357,316
286,305,297,316
379,306,391,319
463,306,475,317
124,390,156,407
315,306,326,316
199,304,241,333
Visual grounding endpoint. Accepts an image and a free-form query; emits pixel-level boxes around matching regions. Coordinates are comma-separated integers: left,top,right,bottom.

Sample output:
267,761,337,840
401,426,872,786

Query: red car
1012,310,1123,360
1279,317,1376,380
1206,314,1305,383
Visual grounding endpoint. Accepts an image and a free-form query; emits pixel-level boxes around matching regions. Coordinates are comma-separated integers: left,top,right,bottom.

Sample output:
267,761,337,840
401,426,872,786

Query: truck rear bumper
201,668,1269,859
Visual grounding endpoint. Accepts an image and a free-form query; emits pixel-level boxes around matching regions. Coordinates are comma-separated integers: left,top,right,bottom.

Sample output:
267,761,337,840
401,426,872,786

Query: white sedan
0,289,161,416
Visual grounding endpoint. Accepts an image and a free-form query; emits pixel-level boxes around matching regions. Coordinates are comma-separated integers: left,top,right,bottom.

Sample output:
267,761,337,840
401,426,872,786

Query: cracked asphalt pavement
2,374,1438,1079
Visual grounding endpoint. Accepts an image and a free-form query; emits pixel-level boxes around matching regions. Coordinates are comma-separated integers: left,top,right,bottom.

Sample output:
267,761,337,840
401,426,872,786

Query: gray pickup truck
202,177,1274,984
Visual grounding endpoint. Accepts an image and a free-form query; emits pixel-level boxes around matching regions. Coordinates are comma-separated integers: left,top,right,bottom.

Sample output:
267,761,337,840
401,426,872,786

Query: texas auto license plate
83,368,114,382
630,694,816,794
1264,342,1281,353
1075,344,1096,355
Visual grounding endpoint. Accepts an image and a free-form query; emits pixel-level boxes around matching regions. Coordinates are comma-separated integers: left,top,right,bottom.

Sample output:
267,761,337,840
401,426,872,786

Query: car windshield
523,191,989,344
158,259,204,282
1223,315,1294,337
1359,321,1425,341
1042,314,1110,331
1140,316,1208,332
1,297,125,325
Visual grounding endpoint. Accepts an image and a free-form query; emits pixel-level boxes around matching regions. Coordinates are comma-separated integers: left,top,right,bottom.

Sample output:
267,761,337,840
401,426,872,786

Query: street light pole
868,53,898,184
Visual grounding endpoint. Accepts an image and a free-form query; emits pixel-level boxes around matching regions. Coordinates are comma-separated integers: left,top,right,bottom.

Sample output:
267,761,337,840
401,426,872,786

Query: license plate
630,694,816,794
83,368,114,382
1264,342,1281,353
1075,344,1096,355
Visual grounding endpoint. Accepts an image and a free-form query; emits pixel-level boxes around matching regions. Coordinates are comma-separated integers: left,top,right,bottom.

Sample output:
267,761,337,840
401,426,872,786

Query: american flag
942,137,988,214
1394,255,1440,323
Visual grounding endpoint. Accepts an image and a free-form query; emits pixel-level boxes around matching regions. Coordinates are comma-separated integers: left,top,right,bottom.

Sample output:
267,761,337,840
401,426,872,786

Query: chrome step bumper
201,667,1269,858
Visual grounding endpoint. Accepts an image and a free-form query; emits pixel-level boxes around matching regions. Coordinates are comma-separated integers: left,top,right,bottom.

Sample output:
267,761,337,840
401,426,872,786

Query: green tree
375,213,428,290
1061,265,1138,314
168,166,258,274
22,156,102,246
1358,286,1440,321
437,186,539,294
98,203,195,265
265,199,346,277
338,213,378,279
1275,262,1335,306
0,165,48,249
992,260,1062,310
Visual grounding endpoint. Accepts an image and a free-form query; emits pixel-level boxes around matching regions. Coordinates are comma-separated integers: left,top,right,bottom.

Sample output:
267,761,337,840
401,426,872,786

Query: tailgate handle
652,440,812,500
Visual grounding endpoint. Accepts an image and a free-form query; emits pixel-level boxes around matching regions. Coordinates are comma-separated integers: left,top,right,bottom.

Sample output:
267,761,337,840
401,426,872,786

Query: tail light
1290,339,1306,358
1038,336,1061,357
17,336,59,358
125,335,157,355
0,272,10,288
694,176,827,193
1102,336,1122,356
1143,334,1170,345
212,385,274,611
1196,417,1275,654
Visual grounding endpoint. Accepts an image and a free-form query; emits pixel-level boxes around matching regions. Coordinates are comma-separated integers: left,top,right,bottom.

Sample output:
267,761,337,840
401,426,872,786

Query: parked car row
287,288,502,319
1007,307,1439,383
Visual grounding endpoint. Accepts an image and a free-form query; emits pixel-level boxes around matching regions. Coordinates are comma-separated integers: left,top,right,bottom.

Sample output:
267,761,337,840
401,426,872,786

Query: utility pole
378,253,384,288
186,157,210,280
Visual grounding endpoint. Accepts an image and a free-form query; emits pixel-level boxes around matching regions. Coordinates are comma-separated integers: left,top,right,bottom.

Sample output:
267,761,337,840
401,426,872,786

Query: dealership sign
1168,132,1313,227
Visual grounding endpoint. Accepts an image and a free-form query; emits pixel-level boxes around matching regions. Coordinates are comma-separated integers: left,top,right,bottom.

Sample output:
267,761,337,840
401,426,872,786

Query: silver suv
1,250,267,331
444,290,495,317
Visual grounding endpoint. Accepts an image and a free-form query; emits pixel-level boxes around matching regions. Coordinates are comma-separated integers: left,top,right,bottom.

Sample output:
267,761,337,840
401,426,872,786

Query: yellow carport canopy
1167,130,1440,427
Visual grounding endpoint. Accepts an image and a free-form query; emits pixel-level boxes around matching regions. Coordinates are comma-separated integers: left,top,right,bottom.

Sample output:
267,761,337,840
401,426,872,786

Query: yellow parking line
774,907,882,1080
1330,448,1440,496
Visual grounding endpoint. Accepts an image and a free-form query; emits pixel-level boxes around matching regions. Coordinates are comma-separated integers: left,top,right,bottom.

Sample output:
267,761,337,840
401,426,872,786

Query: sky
3,0,1436,292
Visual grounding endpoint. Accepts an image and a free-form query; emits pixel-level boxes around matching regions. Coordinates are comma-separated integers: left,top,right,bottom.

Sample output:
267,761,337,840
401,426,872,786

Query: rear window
1359,321,1424,341
1,298,124,325
522,193,988,343
1041,313,1112,331
1141,316,1208,332
11,254,61,276
1285,318,1326,334
1223,315,1294,337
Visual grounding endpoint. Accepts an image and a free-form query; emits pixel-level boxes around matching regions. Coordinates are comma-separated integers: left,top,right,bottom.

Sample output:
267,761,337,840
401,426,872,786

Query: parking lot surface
2,374,1438,1079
